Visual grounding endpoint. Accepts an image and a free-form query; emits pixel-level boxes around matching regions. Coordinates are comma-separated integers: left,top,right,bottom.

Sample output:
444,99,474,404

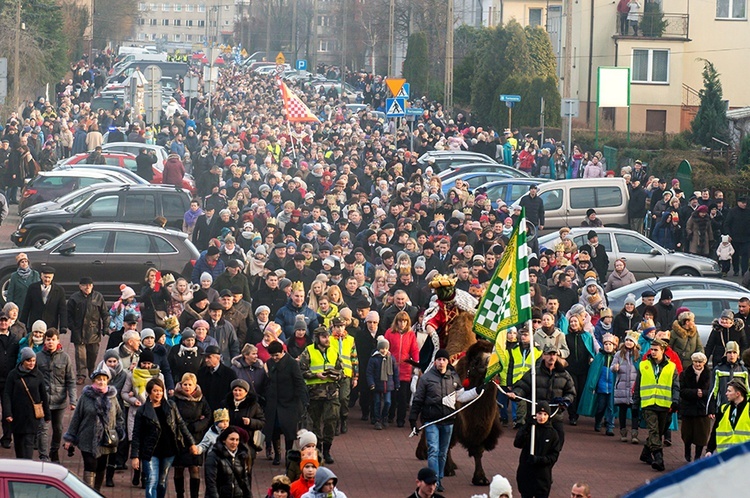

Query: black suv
12,184,192,247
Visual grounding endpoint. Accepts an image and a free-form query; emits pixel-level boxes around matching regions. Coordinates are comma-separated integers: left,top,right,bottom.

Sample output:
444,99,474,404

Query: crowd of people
0,51,748,497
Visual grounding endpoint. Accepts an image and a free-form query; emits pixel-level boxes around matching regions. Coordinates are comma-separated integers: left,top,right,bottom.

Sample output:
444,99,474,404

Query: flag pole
529,316,536,455
287,121,297,160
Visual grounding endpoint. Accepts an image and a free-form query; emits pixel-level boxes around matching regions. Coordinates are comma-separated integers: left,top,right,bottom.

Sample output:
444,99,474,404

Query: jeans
38,408,65,459
594,393,615,431
372,391,391,423
497,390,517,423
424,423,453,484
144,455,174,498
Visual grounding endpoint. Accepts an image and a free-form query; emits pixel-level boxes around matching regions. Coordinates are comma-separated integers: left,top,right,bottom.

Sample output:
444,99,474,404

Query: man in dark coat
192,206,215,252
20,266,67,332
66,276,109,385
262,341,307,456
724,196,750,276
0,313,20,448
286,253,317,295
629,180,649,234
580,230,609,284
135,148,157,183
519,184,545,230
196,345,237,410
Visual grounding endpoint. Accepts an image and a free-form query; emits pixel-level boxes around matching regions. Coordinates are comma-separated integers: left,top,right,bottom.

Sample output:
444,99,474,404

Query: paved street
0,212,710,497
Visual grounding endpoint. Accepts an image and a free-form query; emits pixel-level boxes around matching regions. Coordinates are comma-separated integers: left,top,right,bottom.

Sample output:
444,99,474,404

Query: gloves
369,385,375,391
670,403,679,413
410,420,419,434
552,397,571,410
476,383,485,395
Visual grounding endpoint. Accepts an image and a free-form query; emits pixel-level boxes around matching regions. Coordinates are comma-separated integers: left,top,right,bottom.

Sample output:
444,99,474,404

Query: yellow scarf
132,367,161,398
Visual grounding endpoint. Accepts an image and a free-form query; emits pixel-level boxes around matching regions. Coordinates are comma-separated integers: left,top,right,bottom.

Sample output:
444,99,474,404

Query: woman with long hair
172,373,212,498
383,311,419,428
307,279,328,311
326,285,346,310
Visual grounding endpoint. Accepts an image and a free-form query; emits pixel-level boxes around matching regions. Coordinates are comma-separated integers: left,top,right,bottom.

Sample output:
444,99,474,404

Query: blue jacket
274,301,319,342
366,351,399,393
190,251,226,284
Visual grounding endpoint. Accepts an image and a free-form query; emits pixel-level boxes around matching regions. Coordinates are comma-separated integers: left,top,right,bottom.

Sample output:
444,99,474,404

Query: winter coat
209,318,240,366
578,351,616,416
140,284,171,328
63,385,125,458
300,468,348,498
172,384,212,467
514,420,560,497
35,346,76,410
66,289,109,345
3,365,50,433
670,319,704,370
679,364,712,418
705,318,747,366
230,355,267,400
222,301,253,346
6,268,40,315
605,268,636,292
366,351,399,392
262,352,307,441
513,361,576,422
130,398,195,461
142,344,174,391
168,342,203,381
197,363,237,410
583,161,605,178
383,328,419,382
724,205,750,244
274,301,319,342
121,367,164,439
612,309,642,341
191,254,226,285
612,349,639,405
285,334,312,359
565,329,595,376
686,213,713,255
221,392,265,459
0,334,20,389
178,299,209,331
707,358,748,414
204,439,252,498
410,366,462,426
20,282,67,330
163,156,186,187
252,282,288,320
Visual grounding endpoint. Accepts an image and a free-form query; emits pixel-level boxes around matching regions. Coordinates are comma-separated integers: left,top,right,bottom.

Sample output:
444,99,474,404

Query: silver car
538,227,722,279
607,277,748,311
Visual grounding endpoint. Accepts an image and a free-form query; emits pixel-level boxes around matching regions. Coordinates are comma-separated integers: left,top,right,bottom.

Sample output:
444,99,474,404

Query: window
570,187,595,209
123,194,156,221
486,185,507,202
716,0,746,18
9,481,68,498
162,19,169,25
574,233,613,252
539,188,563,210
79,177,114,188
173,34,182,42
529,8,542,27
186,34,193,41
149,2,156,9
85,195,119,218
174,19,181,26
152,235,178,253
137,32,145,40
615,233,654,254
223,4,229,9
162,2,169,10
173,2,181,10
149,18,157,25
186,19,193,26
65,231,110,253
114,232,153,253
138,2,145,10
596,186,623,207
197,3,205,11
197,19,205,27
186,4,193,11
137,18,145,25
318,15,332,26
163,194,187,220
676,299,723,327
319,40,335,52
632,49,669,83
510,184,531,202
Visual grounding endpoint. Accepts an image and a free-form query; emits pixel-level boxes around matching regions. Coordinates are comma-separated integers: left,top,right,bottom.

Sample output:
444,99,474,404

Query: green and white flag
473,207,532,344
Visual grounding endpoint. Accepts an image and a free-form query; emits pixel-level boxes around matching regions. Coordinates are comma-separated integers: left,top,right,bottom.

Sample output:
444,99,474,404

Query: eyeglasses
532,319,542,324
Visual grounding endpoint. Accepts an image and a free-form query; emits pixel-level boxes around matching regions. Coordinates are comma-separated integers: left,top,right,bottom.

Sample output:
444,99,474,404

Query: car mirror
650,248,660,256
58,241,76,255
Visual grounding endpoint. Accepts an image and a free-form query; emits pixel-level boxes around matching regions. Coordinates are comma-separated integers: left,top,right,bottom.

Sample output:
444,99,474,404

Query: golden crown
291,281,305,293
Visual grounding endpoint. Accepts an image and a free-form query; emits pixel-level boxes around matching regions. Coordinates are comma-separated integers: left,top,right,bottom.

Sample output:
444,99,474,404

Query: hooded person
513,400,561,498
300,467,348,498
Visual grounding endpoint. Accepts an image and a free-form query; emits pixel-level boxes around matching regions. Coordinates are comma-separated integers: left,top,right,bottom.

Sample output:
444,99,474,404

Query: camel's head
461,339,493,388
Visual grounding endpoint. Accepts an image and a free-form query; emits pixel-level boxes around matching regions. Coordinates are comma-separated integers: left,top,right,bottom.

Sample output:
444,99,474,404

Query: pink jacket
384,328,420,382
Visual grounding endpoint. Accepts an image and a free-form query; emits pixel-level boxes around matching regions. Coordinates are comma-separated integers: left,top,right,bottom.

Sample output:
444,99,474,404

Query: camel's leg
471,449,489,486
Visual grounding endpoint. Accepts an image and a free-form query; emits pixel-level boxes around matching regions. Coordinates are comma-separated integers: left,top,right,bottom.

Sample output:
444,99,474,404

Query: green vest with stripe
639,359,675,408
305,344,339,385
332,335,355,378
716,402,750,453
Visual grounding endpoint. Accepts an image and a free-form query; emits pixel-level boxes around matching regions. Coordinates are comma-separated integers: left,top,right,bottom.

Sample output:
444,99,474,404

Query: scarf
16,266,32,279
92,381,108,393
184,208,204,227
32,334,44,345
379,352,394,382
600,321,612,331
178,344,198,357
132,367,160,397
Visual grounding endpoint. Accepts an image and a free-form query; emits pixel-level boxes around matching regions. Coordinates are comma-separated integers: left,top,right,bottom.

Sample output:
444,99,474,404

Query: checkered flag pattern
475,279,513,328
279,80,320,123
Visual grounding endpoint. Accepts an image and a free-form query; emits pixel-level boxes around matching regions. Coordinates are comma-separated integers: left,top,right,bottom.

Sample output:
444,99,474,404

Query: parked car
419,151,498,172
53,164,150,186
635,289,746,346
310,81,362,103
440,171,515,196
100,142,196,193
19,170,136,214
0,223,198,301
607,277,748,312
12,184,192,247
20,183,116,216
519,177,631,230
0,458,101,497
477,178,550,207
537,227,722,279
438,162,532,182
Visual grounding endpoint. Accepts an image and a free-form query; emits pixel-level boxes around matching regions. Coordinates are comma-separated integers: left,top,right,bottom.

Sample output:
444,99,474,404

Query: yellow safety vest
715,402,750,453
305,344,339,385
639,359,676,409
510,346,542,385
332,335,355,378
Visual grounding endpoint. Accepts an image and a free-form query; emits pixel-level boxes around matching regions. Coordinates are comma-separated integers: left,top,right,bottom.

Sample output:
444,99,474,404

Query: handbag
154,310,168,327
98,414,119,448
252,430,265,451
20,378,44,419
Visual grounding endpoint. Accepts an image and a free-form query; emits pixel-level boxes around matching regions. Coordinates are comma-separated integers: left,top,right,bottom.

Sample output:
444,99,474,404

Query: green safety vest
639,359,675,408
305,344,339,385
510,346,542,385
333,335,355,378
716,402,750,453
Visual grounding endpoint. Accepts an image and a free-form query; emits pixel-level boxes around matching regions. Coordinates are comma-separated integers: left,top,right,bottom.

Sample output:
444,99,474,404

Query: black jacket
251,282,287,319
204,440,252,498
168,343,203,382
514,420,560,497
3,365,50,433
220,392,265,458
197,363,237,410
0,333,20,387
513,361,576,422
130,398,195,460
519,193,545,226
20,282,67,330
172,384,212,467
410,366,461,426
66,290,109,345
263,352,307,441
679,364,712,418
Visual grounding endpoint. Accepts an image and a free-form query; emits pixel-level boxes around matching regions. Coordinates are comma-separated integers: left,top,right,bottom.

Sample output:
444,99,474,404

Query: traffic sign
144,65,163,83
386,98,406,117
397,83,410,98
500,94,521,103
275,52,285,64
386,78,406,98
275,64,285,76
296,59,307,71
405,107,423,116
561,98,580,118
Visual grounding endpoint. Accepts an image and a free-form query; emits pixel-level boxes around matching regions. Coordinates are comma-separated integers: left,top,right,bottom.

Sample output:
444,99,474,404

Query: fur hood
672,319,698,338
230,355,262,371
173,383,204,402
711,317,745,332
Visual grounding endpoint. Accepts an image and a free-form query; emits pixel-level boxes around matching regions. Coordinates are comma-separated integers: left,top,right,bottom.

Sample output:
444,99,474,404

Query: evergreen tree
691,59,729,147
402,32,429,98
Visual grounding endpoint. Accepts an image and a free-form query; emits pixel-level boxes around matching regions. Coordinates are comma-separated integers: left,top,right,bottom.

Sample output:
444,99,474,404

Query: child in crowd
580,333,618,436
366,337,399,431
717,235,735,277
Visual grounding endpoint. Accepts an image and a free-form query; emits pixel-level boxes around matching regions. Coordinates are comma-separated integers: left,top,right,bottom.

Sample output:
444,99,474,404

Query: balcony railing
614,12,690,40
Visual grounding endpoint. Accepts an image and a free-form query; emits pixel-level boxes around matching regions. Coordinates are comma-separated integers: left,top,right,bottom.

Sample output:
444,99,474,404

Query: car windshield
62,472,103,497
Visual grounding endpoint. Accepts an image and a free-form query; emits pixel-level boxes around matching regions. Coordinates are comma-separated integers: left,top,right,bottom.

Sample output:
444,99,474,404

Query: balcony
613,12,690,41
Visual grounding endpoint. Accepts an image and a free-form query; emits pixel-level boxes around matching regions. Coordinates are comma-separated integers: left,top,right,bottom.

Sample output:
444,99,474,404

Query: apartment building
133,0,235,50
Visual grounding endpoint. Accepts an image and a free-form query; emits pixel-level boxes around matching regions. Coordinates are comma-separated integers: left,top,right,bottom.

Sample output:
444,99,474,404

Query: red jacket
163,156,185,187
290,476,315,498
384,328,420,382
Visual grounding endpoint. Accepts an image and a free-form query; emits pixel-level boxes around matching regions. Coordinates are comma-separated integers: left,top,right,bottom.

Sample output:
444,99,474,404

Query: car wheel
28,232,55,247
0,271,12,303
672,267,700,277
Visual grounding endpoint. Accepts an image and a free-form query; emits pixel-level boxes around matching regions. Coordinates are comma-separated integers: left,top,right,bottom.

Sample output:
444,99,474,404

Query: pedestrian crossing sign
386,98,406,117
397,83,410,98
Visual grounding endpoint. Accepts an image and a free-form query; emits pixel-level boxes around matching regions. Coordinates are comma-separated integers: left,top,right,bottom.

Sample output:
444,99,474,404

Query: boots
50,449,60,463
272,438,281,466
639,445,653,464
105,466,116,487
631,429,640,444
620,428,629,442
651,449,665,471
189,477,201,498
341,418,348,434
83,471,96,489
132,469,141,487
684,444,692,463
174,472,185,498
322,442,335,464
94,471,105,492
695,445,704,460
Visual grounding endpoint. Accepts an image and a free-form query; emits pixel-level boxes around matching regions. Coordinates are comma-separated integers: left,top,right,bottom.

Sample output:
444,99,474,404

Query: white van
521,177,630,230
117,46,157,56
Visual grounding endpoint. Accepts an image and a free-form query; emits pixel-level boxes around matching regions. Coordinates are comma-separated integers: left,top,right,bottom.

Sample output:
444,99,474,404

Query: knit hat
585,276,598,287
624,293,637,306
255,305,270,316
193,320,209,330
489,474,514,498
300,458,319,470
181,328,196,340
298,429,317,448
19,347,36,363
200,272,213,284
140,328,155,340
90,362,112,380
434,348,450,360
726,341,741,354
139,349,155,364
120,284,136,300
294,314,307,331
691,352,707,363
230,379,250,393
569,303,585,316
414,256,426,270
32,320,47,333
213,408,230,423
103,349,120,362
721,309,735,320
193,289,208,302
377,337,390,350
365,311,379,323
659,288,673,300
